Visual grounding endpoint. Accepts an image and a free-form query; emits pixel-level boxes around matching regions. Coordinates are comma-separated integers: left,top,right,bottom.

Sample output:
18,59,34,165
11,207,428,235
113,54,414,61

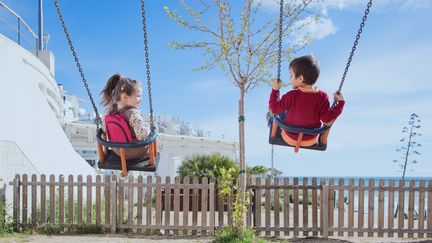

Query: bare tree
393,113,422,180
164,0,318,233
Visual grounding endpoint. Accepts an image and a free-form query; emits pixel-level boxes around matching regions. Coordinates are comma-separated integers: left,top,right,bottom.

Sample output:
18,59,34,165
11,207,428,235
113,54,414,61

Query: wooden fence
9,174,432,239
11,174,215,235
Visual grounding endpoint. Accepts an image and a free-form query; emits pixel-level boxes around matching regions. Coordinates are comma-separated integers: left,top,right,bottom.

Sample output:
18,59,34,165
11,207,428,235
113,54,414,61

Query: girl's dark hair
100,73,140,112
289,55,320,85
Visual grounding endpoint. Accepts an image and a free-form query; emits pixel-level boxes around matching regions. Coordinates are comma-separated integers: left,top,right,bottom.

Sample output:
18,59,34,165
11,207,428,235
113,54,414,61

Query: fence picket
274,177,280,237
59,175,64,226
312,177,318,236
426,181,431,238
338,178,344,237
86,175,92,225
378,179,384,237
348,178,354,237
164,176,171,234
155,176,162,234
358,178,364,237
192,177,198,235
293,177,299,237
22,174,28,225
398,180,405,238
328,178,334,236
209,179,215,236
418,180,425,238
388,180,395,237
368,179,375,237
95,175,101,225
50,174,55,224
136,175,143,234
127,176,134,230
408,180,415,238
41,174,46,224
303,177,309,236
255,177,261,234
201,177,208,236
174,176,180,235
118,177,125,232
265,177,271,236
31,174,37,226
68,175,73,224
183,176,190,235
284,178,289,236
77,175,83,225
146,175,153,235
104,175,110,226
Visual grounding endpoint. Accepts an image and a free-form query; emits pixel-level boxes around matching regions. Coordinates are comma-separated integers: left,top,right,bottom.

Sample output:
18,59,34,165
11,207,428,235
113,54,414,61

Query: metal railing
0,1,38,49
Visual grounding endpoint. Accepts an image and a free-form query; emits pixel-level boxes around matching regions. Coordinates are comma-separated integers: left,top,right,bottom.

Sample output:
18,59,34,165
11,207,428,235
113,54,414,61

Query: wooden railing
9,174,432,239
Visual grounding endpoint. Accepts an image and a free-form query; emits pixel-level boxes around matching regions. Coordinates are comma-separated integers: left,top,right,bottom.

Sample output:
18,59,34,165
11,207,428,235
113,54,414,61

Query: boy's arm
319,93,345,123
269,89,290,115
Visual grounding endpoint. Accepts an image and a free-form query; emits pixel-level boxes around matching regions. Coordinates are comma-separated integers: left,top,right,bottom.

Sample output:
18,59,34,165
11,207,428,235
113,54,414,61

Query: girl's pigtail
101,73,121,107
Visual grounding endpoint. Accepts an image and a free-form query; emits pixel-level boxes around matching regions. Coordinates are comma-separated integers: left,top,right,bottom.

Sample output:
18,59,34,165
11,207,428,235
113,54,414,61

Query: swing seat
98,150,159,172
96,128,159,175
267,112,331,152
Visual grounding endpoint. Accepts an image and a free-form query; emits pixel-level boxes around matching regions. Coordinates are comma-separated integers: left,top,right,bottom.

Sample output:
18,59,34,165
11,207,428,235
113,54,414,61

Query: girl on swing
269,55,345,147
100,73,150,159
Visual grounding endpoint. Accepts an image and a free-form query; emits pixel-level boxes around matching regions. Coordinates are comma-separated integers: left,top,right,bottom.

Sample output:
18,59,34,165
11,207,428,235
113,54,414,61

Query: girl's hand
333,91,344,101
272,79,281,90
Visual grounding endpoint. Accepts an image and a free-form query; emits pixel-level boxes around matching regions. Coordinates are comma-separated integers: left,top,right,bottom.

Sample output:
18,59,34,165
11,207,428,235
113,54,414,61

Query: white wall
0,34,94,186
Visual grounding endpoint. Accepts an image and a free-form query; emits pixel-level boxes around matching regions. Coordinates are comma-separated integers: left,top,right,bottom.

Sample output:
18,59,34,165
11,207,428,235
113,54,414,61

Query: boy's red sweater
269,88,345,140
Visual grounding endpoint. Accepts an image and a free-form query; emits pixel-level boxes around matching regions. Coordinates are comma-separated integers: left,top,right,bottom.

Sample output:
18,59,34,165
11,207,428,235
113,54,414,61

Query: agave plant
393,113,422,180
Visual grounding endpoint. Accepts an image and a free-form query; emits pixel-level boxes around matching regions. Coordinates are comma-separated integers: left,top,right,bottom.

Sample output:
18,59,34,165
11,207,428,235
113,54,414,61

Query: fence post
322,185,329,238
13,174,20,230
110,175,117,234
209,180,215,236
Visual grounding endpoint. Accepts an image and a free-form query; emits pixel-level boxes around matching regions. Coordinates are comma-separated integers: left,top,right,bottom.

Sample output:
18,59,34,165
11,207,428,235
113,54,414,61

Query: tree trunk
238,83,246,235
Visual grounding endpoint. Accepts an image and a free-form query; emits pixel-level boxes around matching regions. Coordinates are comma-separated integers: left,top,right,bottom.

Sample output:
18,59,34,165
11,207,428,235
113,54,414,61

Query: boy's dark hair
289,55,320,85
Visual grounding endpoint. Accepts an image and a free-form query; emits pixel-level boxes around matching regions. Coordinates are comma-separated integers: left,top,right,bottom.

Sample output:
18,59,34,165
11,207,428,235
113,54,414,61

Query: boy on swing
269,55,345,148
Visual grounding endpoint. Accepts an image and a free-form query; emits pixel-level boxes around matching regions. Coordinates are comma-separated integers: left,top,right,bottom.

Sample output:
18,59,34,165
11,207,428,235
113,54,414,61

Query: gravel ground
1,235,432,243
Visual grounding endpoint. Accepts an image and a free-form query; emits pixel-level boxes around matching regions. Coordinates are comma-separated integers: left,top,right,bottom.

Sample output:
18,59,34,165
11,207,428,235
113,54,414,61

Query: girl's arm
129,110,150,140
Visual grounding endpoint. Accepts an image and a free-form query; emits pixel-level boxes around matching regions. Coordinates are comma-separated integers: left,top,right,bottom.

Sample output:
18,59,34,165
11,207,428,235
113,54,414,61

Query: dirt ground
1,235,432,243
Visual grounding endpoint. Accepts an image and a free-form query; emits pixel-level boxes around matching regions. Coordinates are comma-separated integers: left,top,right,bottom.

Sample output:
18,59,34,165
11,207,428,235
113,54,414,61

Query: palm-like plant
393,113,422,180
177,154,238,183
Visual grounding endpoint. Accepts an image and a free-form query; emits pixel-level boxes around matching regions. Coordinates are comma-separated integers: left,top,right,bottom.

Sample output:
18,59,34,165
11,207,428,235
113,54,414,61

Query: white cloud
294,15,338,40
257,0,432,13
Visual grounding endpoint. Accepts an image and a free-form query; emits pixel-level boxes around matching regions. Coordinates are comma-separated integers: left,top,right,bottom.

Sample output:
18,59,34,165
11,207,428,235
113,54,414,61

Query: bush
177,153,238,183
215,227,265,243
0,201,14,236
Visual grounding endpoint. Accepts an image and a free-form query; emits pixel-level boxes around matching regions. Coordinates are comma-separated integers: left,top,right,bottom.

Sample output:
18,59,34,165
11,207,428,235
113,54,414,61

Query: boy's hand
272,79,281,90
333,91,344,101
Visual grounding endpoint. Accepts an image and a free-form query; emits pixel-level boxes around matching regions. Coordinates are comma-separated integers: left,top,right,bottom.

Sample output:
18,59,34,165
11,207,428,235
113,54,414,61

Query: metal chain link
54,0,102,127
140,0,155,131
276,0,284,82
332,0,372,108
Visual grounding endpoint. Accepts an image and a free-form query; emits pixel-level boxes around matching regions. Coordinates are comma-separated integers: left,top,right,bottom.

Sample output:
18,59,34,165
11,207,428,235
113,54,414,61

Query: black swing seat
267,113,330,151
97,150,159,172
96,128,159,173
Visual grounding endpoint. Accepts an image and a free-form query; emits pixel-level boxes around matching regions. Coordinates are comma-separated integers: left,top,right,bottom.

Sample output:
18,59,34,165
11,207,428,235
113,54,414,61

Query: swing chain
54,0,102,127
332,0,373,108
276,0,284,82
140,0,155,131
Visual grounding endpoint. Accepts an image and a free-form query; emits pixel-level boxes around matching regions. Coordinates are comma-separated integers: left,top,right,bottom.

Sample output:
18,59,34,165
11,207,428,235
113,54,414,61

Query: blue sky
2,0,431,177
